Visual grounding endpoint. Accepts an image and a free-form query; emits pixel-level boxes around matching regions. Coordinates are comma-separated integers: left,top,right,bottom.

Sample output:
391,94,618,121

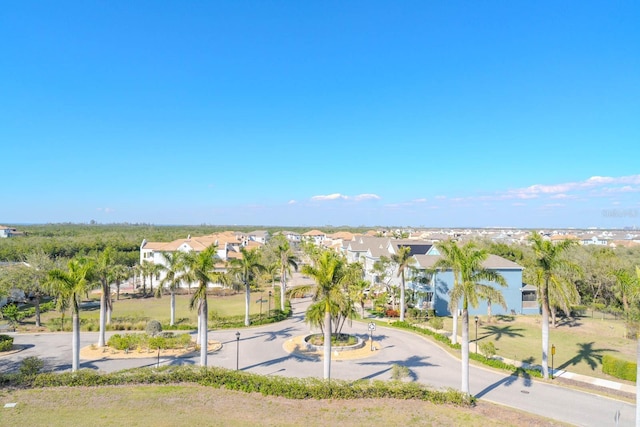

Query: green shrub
20,356,44,376
390,364,410,380
479,341,496,358
0,334,14,351
602,355,637,382
146,320,163,337
428,317,444,330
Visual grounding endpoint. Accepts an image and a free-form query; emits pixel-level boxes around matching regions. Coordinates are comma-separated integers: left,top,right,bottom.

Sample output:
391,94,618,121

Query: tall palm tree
528,232,580,379
477,284,507,322
94,247,116,347
291,250,348,380
180,245,224,367
435,240,463,345
158,251,187,326
229,247,266,326
47,257,96,372
391,246,414,322
275,239,298,312
434,241,506,396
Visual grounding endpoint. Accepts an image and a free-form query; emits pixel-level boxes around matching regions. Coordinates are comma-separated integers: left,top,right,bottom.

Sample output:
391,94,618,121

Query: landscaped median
0,365,474,405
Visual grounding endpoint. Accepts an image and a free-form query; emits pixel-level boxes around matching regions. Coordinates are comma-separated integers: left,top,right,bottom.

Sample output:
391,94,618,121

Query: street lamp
268,290,272,316
235,332,240,370
551,344,556,379
474,316,479,354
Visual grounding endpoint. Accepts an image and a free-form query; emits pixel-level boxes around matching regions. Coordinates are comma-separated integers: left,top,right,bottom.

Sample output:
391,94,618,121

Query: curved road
1,297,635,426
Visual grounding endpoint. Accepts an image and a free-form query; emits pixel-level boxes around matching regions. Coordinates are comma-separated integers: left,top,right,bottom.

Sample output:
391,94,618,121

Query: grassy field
0,384,568,427
13,289,279,330
437,312,636,380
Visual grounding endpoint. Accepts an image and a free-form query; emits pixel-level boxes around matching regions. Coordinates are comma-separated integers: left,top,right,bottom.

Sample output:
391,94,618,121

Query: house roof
303,229,326,236
413,254,523,270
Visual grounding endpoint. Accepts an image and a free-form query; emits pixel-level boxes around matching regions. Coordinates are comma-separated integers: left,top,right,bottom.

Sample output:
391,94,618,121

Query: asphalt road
1,297,635,426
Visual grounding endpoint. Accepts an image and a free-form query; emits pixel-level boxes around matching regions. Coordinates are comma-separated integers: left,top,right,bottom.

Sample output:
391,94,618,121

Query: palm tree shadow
480,325,525,342
557,342,617,371
475,367,533,399
357,355,435,381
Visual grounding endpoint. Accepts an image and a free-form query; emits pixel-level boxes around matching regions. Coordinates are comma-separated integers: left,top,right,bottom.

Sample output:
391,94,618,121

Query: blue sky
1,1,638,228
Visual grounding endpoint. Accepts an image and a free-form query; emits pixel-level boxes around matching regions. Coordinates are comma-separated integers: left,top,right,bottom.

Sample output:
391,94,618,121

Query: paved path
0,297,636,426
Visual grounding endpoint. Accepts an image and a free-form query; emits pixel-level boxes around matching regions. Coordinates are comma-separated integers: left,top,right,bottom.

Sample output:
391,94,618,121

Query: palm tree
435,240,463,345
613,268,640,315
391,246,414,322
477,284,507,322
47,257,96,372
434,241,506,396
180,245,224,367
291,250,348,380
528,232,580,379
94,247,116,347
275,239,298,312
158,252,187,326
110,264,130,302
9,250,56,328
349,278,370,319
229,247,266,326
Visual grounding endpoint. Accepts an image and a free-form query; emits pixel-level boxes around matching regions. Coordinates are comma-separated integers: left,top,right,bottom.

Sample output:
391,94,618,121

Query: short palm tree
434,241,506,396
291,250,348,380
47,257,96,372
229,247,266,326
275,239,298,312
435,240,463,345
391,246,414,322
528,232,580,379
110,264,130,302
158,252,186,326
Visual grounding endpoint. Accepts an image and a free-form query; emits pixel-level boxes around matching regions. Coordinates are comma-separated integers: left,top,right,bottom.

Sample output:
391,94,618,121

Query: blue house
411,247,537,316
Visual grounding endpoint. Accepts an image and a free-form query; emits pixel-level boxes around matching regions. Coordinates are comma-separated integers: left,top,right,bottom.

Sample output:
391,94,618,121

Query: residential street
1,296,635,426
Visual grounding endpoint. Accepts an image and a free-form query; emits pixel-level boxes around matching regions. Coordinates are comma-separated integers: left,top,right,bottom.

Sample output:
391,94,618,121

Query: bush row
390,321,542,378
0,365,473,405
107,332,192,351
602,355,636,382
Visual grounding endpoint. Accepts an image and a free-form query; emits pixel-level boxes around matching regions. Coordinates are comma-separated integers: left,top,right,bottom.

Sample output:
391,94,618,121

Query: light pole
268,290,272,316
368,322,376,351
551,344,556,379
474,316,479,354
235,331,240,370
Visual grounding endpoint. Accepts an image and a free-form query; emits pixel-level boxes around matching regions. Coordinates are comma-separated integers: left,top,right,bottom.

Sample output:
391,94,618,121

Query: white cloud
412,198,427,203
97,207,115,214
311,193,380,202
287,200,297,205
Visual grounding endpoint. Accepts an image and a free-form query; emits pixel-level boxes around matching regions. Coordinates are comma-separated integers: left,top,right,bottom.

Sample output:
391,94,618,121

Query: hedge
602,355,636,382
0,366,473,406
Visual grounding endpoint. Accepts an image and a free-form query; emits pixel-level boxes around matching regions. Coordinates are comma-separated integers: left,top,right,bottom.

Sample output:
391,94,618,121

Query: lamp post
268,290,272,316
235,332,240,370
551,344,556,379
474,316,479,354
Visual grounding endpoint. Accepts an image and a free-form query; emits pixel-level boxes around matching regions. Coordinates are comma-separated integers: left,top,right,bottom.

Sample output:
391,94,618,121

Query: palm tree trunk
170,291,176,326
541,281,551,379
116,281,121,301
106,292,112,324
461,308,470,395
244,282,251,326
200,298,208,366
98,285,107,347
280,270,286,312
636,334,640,425
34,295,41,327
399,273,406,322
323,309,332,380
72,311,80,372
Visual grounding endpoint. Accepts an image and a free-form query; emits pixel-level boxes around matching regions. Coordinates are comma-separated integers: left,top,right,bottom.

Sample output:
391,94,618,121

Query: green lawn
0,385,566,427
438,313,636,381
13,289,280,330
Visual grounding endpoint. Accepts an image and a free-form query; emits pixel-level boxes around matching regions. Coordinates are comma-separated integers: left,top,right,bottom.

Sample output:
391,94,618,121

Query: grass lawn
0,385,568,427
13,288,280,330
438,312,636,381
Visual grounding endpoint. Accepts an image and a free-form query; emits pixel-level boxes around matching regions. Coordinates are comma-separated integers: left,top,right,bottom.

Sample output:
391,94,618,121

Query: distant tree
94,247,116,347
274,238,298,312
